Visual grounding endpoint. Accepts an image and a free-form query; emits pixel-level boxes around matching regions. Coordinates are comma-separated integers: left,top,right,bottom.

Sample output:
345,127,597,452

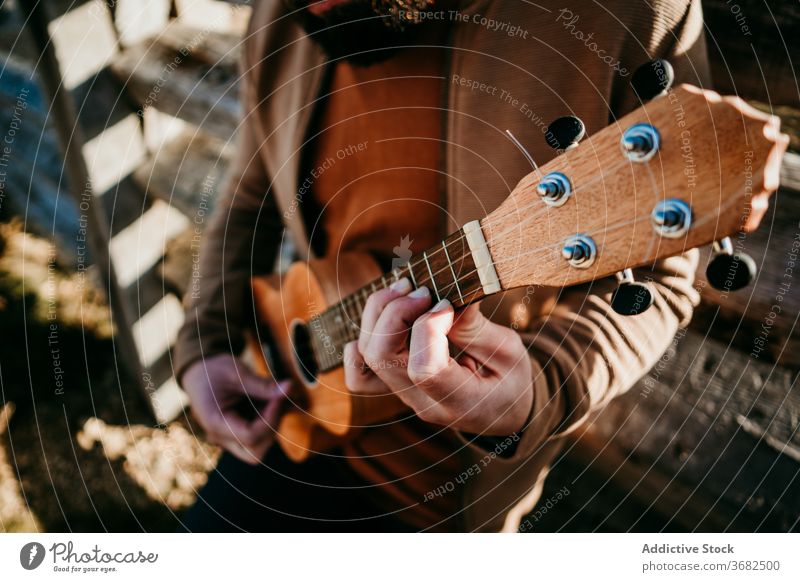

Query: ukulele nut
562,234,597,269
536,172,573,207
651,199,692,238
621,123,660,162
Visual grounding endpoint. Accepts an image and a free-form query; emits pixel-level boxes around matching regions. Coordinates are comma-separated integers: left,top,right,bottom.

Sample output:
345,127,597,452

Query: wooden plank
174,0,251,36
110,29,241,141
703,0,800,107
133,129,231,218
780,151,800,192
572,329,800,531
113,0,171,48
692,183,799,367
156,21,242,70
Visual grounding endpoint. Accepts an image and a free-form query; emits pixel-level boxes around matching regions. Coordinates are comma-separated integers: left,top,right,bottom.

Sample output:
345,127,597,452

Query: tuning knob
562,234,597,269
631,59,675,101
545,116,585,151
706,237,757,291
621,123,660,162
611,269,653,316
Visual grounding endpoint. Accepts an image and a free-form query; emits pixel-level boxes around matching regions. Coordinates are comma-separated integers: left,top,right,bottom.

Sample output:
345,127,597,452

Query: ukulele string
332,150,645,312
322,143,728,339
328,202,651,337
402,145,636,279
316,195,734,368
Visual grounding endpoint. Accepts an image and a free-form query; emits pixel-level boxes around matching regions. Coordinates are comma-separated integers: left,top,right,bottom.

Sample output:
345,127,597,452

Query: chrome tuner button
562,234,597,269
651,199,692,238
621,123,660,162
536,172,572,207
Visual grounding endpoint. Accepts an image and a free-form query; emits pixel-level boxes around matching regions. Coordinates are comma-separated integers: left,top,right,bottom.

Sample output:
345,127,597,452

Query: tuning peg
631,59,674,101
545,116,585,151
621,122,661,162
611,269,653,316
706,237,757,291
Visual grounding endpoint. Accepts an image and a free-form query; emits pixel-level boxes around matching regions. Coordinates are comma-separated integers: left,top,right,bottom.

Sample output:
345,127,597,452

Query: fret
343,297,358,331
422,250,441,301
442,240,464,303
312,226,503,373
441,229,485,308
407,260,418,288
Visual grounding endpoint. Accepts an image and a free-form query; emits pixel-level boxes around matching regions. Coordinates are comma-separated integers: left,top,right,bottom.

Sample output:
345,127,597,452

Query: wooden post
17,1,154,419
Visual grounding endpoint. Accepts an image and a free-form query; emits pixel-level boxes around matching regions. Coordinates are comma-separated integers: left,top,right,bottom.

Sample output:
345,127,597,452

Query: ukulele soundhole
290,320,319,386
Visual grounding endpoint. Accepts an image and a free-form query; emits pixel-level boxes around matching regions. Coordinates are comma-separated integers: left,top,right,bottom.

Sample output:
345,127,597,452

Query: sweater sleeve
173,45,284,383
460,0,711,461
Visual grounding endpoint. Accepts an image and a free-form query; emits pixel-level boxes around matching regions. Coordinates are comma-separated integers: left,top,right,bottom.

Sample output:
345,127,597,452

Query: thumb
448,303,510,363
448,303,490,346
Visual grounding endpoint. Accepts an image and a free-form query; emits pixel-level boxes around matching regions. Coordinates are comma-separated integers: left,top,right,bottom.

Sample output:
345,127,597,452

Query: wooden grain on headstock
484,84,788,290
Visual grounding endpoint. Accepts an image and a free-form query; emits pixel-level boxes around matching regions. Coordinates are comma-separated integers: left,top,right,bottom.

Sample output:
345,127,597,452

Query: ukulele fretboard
308,227,490,372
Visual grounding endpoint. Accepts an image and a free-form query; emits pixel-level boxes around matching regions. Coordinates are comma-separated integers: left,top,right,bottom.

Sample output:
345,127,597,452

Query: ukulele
247,62,788,462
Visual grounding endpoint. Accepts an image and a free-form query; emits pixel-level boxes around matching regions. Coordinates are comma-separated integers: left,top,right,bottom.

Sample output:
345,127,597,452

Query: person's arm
173,14,284,381
173,112,282,381
340,0,711,451
472,0,712,460
173,17,287,464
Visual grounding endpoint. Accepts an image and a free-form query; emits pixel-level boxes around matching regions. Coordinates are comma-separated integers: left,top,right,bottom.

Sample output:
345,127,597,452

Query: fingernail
390,277,412,293
408,286,430,299
430,298,451,312
276,380,292,395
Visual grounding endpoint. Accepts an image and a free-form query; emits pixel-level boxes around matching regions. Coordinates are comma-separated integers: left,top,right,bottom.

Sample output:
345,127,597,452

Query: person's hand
181,353,288,464
343,278,533,436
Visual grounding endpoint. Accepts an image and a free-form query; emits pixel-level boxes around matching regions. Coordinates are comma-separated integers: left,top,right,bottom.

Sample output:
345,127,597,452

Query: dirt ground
0,221,219,532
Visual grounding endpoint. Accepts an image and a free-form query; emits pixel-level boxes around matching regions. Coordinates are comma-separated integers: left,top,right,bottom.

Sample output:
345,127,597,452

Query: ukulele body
248,252,407,462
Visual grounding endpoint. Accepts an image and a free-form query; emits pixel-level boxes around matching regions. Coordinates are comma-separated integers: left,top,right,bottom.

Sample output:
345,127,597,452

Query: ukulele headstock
484,82,788,298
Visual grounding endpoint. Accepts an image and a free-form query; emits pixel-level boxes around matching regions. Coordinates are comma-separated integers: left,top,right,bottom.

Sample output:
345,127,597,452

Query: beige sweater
175,0,711,531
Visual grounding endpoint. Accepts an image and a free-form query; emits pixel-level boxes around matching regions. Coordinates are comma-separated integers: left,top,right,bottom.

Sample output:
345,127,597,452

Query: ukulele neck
309,221,500,372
